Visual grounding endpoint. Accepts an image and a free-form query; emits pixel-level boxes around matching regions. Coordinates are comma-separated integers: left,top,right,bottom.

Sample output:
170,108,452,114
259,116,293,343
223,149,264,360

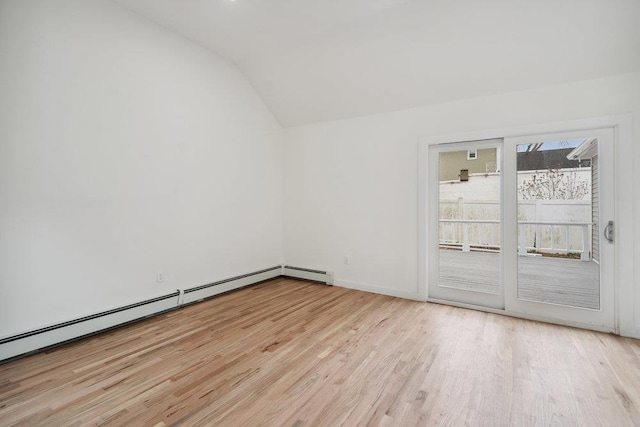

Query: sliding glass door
427,128,615,330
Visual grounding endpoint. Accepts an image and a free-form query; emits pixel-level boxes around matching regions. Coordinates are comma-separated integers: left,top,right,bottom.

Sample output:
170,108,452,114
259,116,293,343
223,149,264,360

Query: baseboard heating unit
0,292,180,363
282,265,334,285
0,264,326,363
182,266,282,305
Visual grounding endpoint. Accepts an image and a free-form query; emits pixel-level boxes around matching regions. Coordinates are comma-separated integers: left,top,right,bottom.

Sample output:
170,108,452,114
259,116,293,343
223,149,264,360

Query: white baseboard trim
335,279,424,301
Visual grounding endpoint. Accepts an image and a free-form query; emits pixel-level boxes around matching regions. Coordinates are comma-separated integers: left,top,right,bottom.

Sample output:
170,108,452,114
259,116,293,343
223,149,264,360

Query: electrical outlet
157,272,164,283
343,256,349,265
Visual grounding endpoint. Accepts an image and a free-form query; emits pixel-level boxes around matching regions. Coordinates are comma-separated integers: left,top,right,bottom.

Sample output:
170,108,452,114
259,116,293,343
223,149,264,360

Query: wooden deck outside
439,250,600,309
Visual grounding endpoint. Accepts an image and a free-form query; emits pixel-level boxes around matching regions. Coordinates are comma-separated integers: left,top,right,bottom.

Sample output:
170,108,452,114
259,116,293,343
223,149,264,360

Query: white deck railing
439,219,592,261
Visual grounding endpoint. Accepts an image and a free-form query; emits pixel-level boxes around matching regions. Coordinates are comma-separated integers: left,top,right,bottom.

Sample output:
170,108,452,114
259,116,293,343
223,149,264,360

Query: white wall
0,0,283,337
284,72,640,334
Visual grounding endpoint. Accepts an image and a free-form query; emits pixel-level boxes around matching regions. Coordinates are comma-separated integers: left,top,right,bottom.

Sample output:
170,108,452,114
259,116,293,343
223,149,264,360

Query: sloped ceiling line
111,0,640,126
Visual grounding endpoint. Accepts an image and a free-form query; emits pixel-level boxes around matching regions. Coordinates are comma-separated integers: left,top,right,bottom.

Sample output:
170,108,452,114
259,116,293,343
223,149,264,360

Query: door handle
604,220,614,244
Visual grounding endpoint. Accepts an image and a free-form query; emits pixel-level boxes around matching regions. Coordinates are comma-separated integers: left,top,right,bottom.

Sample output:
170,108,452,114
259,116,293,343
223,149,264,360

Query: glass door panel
429,140,504,309
516,139,599,309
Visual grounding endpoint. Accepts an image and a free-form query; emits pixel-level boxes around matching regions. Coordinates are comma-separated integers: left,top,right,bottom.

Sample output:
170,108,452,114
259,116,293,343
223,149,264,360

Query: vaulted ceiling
111,0,640,126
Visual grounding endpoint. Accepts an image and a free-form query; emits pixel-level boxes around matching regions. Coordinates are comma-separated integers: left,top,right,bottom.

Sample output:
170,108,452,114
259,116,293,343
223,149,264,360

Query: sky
516,138,584,152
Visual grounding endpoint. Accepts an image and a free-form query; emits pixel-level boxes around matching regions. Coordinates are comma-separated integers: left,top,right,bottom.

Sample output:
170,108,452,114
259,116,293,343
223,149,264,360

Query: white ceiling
111,0,640,127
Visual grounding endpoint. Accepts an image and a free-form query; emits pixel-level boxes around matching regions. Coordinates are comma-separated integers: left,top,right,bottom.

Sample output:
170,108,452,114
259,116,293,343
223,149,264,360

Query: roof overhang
567,138,598,160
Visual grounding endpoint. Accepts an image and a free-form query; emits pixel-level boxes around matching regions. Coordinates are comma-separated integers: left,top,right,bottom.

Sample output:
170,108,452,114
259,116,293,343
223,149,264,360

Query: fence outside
439,198,592,260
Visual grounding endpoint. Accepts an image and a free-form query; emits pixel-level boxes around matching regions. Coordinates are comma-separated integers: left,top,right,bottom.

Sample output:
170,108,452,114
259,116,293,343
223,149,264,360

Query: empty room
1,0,640,425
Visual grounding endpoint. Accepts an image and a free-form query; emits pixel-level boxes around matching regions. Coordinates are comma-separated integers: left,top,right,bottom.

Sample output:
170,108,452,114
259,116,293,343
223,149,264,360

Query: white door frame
418,114,634,334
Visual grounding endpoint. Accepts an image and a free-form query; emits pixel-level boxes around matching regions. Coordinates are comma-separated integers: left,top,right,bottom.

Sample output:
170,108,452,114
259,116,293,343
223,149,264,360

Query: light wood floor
1,278,639,426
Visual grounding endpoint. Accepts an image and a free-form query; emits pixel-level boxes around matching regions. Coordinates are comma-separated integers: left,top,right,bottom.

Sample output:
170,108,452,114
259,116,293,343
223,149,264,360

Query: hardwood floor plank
1,278,639,426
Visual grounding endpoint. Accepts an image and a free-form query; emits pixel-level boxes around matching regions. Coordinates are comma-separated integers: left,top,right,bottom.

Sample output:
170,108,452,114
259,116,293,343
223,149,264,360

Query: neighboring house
567,139,600,262
517,147,590,171
438,148,497,181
